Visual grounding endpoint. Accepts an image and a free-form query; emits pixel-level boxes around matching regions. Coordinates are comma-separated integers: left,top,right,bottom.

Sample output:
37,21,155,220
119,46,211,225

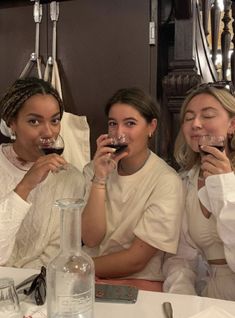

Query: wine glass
39,135,64,156
38,135,68,173
107,133,129,155
198,135,225,157
99,133,129,173
0,277,21,317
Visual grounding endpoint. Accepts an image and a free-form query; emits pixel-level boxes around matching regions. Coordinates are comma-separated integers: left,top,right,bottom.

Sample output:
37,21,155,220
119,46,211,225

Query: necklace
119,150,151,175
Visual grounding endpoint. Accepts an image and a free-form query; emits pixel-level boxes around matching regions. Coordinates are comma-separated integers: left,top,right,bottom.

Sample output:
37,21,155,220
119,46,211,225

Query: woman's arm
94,237,157,278
82,183,107,247
0,153,68,265
20,226,60,269
82,134,127,247
0,191,31,265
15,153,67,200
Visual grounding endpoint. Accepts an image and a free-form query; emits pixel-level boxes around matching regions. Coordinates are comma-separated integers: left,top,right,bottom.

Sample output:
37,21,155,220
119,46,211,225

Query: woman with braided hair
0,77,85,269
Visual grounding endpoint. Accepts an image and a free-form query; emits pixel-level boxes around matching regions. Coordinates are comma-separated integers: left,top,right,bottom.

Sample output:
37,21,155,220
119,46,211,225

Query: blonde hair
174,85,235,170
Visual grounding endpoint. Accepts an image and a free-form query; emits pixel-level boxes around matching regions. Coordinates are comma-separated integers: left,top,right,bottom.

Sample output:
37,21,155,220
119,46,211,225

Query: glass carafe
47,199,95,318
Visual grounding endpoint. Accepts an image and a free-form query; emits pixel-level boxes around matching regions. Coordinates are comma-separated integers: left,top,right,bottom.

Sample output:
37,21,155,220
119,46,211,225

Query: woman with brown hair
82,87,183,291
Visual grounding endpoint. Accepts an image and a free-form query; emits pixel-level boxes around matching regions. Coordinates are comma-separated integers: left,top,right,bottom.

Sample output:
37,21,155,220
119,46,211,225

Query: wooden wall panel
0,0,156,156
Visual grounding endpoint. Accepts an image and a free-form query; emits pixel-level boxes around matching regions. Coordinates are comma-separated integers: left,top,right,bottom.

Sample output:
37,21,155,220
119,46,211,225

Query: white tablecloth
1,266,235,318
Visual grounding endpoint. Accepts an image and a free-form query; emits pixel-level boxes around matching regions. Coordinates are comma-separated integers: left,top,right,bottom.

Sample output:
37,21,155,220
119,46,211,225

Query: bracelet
91,175,107,186
92,183,106,190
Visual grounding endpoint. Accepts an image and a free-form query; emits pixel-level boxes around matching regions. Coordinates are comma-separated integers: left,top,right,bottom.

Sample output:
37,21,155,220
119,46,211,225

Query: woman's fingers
93,134,129,178
23,154,67,188
201,154,232,175
96,135,109,147
200,145,224,159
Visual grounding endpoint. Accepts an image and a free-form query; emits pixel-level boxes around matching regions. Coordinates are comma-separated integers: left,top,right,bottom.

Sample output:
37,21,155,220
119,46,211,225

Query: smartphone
95,283,139,304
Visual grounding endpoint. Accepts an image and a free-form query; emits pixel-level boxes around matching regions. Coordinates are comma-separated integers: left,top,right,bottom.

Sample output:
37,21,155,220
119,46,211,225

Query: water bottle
47,199,95,318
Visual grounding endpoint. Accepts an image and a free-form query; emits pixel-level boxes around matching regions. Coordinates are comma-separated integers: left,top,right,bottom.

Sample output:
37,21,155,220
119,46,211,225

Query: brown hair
105,87,160,123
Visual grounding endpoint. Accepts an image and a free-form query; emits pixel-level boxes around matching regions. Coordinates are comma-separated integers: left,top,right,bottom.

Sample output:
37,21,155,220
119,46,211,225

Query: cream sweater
0,144,85,269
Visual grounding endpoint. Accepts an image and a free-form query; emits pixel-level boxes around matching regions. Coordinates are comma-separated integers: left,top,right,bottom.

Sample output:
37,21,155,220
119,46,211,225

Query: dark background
0,0,158,156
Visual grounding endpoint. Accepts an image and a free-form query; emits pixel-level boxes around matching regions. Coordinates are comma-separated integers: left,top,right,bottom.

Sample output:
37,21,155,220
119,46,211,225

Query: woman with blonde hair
163,81,235,300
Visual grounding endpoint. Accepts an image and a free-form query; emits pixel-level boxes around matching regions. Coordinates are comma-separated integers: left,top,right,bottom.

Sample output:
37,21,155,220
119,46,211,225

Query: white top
83,151,184,281
186,166,225,260
163,165,235,296
0,144,85,269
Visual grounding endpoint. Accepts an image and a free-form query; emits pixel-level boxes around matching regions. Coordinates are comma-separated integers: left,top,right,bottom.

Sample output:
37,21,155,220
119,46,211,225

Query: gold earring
148,133,152,138
10,129,16,141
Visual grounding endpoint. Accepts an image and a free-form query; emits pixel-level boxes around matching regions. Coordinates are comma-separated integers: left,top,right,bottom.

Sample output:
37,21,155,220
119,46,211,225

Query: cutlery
163,302,173,318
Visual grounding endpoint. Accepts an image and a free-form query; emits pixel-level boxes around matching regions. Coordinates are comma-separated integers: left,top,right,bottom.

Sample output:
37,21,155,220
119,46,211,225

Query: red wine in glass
198,135,225,157
200,145,225,156
41,147,64,155
107,133,129,155
107,143,128,154
39,135,64,156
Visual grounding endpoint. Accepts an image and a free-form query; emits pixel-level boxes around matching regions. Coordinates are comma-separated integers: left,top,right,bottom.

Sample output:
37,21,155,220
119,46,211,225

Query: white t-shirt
0,144,85,269
163,166,235,299
83,151,184,281
186,166,225,260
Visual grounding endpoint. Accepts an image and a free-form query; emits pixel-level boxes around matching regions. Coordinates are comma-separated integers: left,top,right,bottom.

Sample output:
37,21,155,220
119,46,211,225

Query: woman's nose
116,126,126,137
109,126,125,137
191,117,202,129
41,123,54,137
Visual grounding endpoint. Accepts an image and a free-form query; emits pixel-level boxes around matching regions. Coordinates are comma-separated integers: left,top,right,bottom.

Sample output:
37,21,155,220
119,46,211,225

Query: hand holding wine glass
38,134,70,174
15,140,67,200
104,132,129,173
107,133,129,155
198,135,225,157
198,135,232,177
93,133,129,180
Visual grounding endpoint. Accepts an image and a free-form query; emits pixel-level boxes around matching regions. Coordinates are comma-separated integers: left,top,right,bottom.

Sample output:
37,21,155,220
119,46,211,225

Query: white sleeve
198,172,235,272
0,191,31,265
163,215,199,295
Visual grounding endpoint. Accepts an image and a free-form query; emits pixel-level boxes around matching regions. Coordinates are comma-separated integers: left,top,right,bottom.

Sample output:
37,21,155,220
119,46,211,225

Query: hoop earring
10,130,16,141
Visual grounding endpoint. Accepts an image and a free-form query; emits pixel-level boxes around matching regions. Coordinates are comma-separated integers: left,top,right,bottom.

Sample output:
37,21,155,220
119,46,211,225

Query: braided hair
0,77,64,126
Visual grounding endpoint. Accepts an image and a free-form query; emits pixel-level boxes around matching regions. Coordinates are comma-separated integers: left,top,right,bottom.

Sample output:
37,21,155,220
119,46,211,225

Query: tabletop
1,266,235,318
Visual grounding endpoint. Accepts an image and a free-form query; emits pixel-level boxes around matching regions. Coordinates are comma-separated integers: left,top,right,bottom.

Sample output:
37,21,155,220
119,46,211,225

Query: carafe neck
57,199,84,253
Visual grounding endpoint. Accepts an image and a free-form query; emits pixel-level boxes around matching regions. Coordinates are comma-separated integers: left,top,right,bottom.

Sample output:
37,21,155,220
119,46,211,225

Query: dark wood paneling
0,0,71,8
0,2,48,87
0,0,155,156
55,0,151,154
